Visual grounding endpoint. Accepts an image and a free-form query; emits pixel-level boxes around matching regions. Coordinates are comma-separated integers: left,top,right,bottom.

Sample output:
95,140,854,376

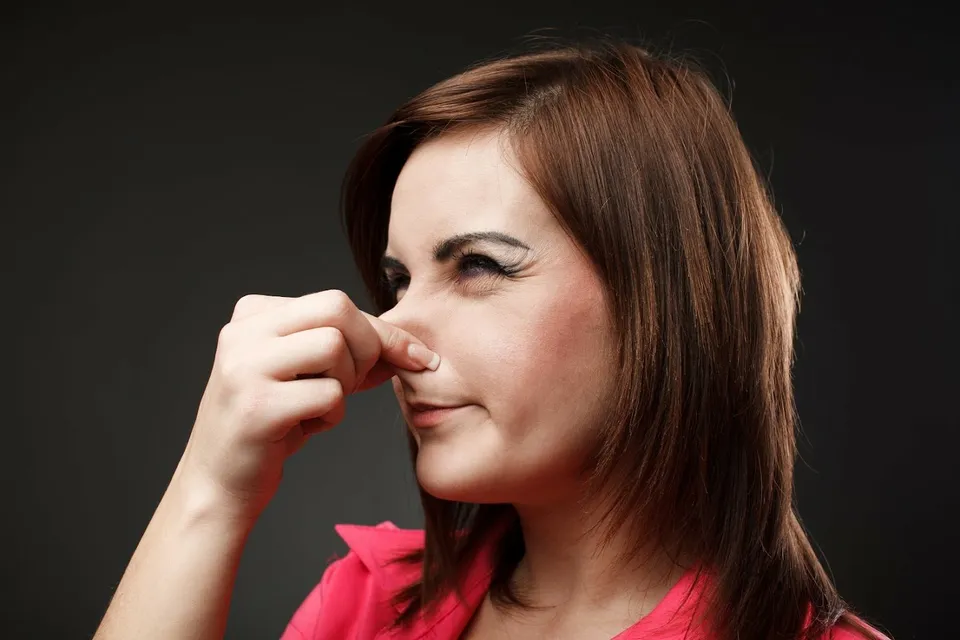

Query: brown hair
340,36,888,640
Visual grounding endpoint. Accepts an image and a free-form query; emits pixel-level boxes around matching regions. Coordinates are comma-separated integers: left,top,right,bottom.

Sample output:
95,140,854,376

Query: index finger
243,291,437,380
362,311,440,371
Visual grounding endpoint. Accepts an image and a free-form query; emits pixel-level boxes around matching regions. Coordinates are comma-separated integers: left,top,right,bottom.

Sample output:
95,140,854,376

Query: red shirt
280,520,886,639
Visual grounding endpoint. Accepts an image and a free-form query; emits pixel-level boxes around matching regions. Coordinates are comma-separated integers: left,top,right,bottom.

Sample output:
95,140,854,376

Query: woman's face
379,129,616,506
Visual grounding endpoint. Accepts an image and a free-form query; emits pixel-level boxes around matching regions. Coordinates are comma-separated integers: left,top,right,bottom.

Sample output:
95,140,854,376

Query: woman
94,38,891,639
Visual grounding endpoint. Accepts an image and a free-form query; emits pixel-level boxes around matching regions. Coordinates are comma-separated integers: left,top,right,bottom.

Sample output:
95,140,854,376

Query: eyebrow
380,231,531,271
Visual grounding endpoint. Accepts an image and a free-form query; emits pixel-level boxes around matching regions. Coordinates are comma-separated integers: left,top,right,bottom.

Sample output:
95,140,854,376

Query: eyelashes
381,248,520,300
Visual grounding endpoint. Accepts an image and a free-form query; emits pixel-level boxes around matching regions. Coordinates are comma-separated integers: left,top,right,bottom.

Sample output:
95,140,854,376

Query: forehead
387,130,552,250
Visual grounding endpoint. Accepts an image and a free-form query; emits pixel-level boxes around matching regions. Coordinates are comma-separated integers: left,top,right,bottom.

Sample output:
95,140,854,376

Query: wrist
166,465,265,534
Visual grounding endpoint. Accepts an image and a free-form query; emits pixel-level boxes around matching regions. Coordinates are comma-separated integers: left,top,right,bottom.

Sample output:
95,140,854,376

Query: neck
507,499,694,618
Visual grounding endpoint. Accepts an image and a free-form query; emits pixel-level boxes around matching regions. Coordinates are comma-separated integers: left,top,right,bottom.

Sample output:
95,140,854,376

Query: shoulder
822,614,892,640
280,521,425,640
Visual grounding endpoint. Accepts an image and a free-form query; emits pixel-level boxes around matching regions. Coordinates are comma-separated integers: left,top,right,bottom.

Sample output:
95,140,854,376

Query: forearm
94,468,255,640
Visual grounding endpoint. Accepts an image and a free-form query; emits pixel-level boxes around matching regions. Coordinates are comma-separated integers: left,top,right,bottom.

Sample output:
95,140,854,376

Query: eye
457,252,508,278
382,271,409,298
380,251,521,301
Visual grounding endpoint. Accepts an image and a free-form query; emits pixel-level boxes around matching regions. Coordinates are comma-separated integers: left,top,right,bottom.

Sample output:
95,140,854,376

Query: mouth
407,403,472,428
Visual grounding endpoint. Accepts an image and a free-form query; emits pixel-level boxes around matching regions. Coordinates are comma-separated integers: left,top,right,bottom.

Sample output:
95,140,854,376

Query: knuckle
232,294,263,319
323,289,353,321
319,327,348,357
380,327,402,352
322,378,345,405
217,322,237,347
217,352,253,390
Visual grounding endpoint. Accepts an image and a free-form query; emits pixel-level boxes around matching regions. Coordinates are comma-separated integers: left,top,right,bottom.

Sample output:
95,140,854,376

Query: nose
377,288,442,348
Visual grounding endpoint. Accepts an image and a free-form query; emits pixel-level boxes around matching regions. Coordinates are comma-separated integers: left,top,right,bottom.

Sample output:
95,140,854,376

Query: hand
174,290,439,521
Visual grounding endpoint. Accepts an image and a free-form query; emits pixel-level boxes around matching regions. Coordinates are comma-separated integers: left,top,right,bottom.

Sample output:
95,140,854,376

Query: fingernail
408,343,440,370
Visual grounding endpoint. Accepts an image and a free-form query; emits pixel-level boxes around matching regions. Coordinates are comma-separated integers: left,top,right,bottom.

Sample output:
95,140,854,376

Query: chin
415,454,512,504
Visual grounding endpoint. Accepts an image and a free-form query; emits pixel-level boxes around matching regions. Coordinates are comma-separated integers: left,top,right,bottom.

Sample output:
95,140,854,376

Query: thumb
354,359,399,392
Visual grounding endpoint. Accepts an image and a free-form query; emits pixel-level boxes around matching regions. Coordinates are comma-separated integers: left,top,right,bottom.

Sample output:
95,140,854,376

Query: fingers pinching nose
407,343,441,370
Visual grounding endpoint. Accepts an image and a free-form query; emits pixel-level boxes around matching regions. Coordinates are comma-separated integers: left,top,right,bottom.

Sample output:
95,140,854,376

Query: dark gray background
6,2,956,639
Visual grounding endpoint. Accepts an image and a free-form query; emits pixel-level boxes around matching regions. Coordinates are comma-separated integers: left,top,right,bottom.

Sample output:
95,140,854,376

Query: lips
406,402,472,428
408,401,464,412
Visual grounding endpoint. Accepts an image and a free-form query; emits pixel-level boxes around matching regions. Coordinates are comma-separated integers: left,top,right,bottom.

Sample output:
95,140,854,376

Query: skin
380,127,614,505
93,292,439,639
379,129,690,637
91,126,689,640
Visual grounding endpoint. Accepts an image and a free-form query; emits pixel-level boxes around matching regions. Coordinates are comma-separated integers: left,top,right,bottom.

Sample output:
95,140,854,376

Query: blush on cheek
541,270,613,362
504,277,614,419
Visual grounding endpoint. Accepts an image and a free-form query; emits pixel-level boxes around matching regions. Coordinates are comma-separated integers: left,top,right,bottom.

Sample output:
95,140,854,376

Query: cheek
464,279,614,431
